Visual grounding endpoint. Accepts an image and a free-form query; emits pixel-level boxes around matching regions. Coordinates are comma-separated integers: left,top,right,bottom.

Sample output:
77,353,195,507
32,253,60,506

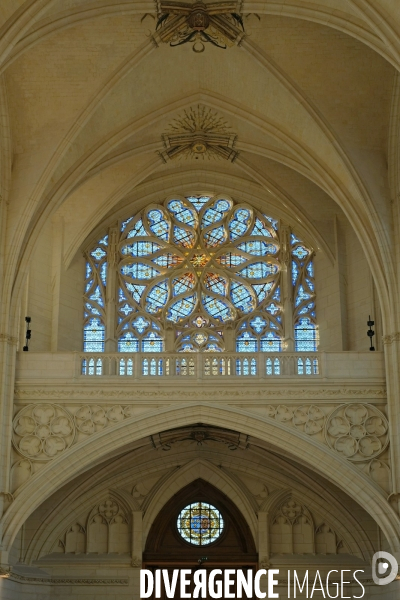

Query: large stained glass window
83,235,107,352
177,502,224,545
83,194,317,352
291,234,318,351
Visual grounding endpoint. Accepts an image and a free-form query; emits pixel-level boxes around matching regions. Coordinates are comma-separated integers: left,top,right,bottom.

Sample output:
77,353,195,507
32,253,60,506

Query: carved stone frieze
265,404,325,435
12,404,75,461
10,401,390,494
14,385,387,402
8,572,129,585
325,404,389,462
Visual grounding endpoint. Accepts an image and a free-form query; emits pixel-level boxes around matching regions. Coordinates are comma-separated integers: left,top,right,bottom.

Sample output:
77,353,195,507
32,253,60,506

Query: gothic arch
142,458,258,549
2,403,400,558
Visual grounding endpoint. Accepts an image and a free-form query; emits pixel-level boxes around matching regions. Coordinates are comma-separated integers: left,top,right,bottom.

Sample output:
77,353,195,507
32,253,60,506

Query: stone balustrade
15,351,385,382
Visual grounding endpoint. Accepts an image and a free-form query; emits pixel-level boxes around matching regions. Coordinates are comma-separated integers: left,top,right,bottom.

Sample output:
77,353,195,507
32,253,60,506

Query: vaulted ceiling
1,0,399,329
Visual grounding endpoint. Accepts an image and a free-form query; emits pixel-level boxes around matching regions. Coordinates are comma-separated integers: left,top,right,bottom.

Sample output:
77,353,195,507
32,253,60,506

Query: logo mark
372,551,398,585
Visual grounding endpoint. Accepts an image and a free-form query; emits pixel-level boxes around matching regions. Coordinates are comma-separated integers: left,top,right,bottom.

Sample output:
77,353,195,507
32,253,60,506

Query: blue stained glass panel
121,264,160,279
204,225,226,247
126,283,146,303
237,241,277,256
167,295,197,322
292,245,308,259
236,331,257,352
91,247,106,261
118,332,139,352
89,286,104,307
84,318,105,352
152,254,182,268
173,274,195,295
173,226,195,248
127,220,148,238
265,216,278,230
204,273,227,296
229,209,251,240
167,200,196,226
142,331,163,352
100,263,107,285
216,253,246,267
260,331,282,352
265,303,280,315
187,196,210,211
133,316,149,334
295,285,312,306
295,318,317,351
148,210,170,240
121,217,133,232
252,282,274,302
85,302,101,316
292,261,299,285
250,315,267,333
201,199,231,228
122,241,162,257
202,295,233,322
120,303,133,316
251,218,272,237
230,282,253,312
146,280,169,312
238,262,277,279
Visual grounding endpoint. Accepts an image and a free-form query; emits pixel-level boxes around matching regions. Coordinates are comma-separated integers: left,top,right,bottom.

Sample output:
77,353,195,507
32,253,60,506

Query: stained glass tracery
291,234,318,351
177,502,224,546
83,194,317,353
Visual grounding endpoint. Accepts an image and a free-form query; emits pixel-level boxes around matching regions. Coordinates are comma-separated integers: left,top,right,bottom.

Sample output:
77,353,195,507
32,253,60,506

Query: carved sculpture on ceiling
153,1,245,53
160,104,238,162
151,425,249,450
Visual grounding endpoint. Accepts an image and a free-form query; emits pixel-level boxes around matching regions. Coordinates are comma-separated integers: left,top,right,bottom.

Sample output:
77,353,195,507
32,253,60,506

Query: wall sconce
367,316,375,351
22,316,31,352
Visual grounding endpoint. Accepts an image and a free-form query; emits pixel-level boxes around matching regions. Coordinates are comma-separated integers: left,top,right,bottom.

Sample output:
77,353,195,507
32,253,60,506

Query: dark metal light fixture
23,316,31,352
154,1,245,52
367,315,375,351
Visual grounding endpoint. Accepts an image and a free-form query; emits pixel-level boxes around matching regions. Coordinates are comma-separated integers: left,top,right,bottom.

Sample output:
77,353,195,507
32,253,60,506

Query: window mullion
104,227,118,353
281,224,295,352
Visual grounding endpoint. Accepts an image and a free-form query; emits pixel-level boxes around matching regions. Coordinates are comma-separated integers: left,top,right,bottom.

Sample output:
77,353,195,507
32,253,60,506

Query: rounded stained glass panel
177,502,224,546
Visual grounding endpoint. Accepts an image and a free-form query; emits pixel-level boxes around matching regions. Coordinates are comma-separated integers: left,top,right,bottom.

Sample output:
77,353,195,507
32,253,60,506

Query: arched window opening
83,194,317,353
291,234,318,352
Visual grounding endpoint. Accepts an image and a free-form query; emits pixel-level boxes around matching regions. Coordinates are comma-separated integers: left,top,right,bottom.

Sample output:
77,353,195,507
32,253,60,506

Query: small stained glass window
177,502,224,546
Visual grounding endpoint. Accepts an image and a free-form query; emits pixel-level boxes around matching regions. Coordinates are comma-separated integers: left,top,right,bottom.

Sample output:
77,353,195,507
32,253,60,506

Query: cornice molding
14,385,387,402
8,571,129,585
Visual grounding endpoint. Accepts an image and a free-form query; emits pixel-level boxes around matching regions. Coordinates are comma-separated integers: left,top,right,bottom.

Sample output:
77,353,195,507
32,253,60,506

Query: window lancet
83,194,318,353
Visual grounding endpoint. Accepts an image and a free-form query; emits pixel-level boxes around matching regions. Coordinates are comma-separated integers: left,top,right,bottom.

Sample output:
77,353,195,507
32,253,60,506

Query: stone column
132,510,143,568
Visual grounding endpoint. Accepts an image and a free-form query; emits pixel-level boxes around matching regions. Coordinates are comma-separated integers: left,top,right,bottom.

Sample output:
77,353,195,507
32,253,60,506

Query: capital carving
131,556,142,568
382,332,400,345
0,333,18,345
